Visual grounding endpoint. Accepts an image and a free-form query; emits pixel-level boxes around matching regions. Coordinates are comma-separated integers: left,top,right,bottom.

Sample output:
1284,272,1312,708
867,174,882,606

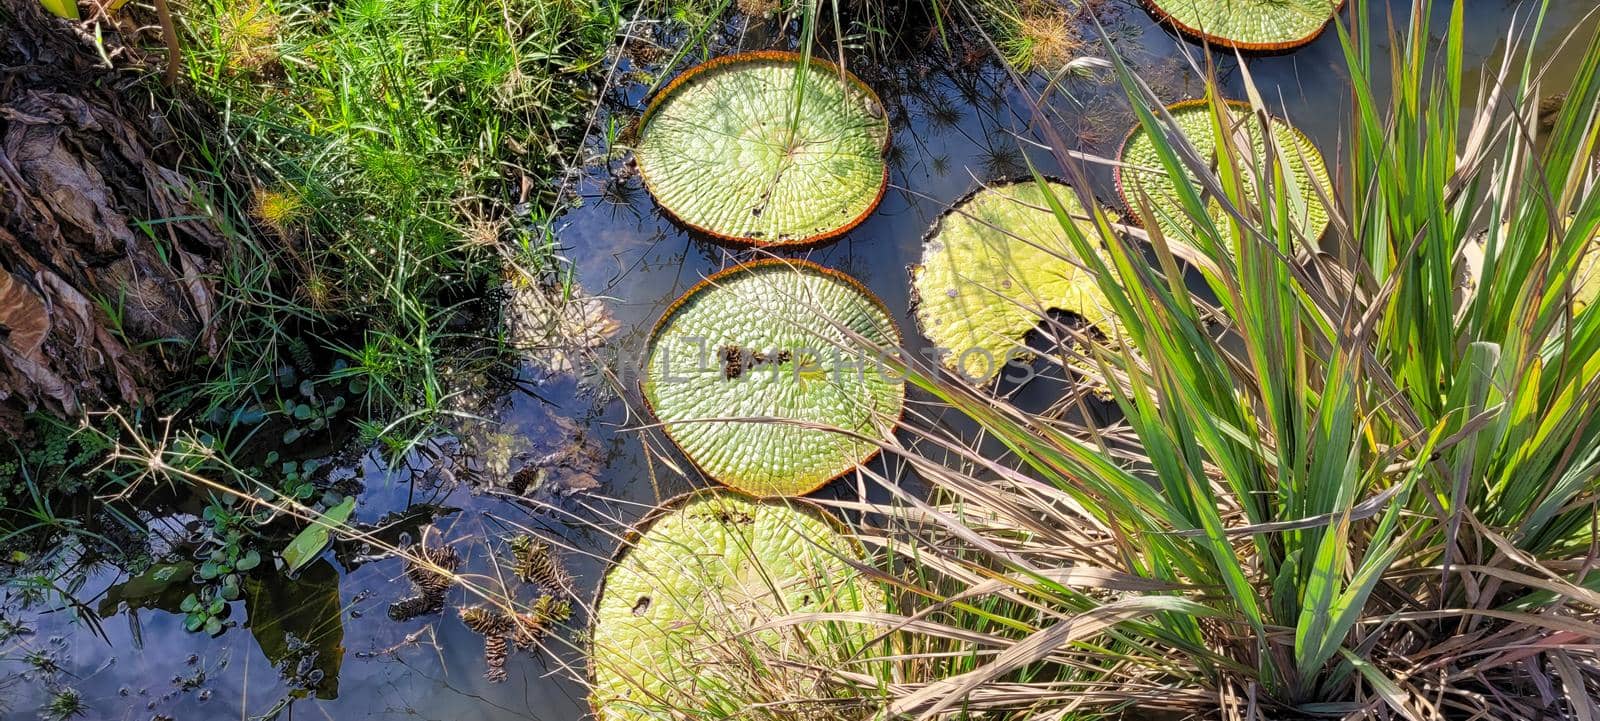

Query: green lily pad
634,51,890,246
913,180,1122,382
1144,0,1342,51
1116,99,1332,246
589,491,883,721
643,259,904,496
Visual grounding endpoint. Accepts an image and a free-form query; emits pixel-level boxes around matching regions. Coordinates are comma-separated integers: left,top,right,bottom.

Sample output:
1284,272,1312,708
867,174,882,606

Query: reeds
817,0,1600,717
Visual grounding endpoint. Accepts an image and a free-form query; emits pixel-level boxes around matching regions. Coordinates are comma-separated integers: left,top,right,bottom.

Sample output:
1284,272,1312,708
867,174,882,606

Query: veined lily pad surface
1144,0,1343,51
634,51,890,245
643,259,904,496
590,491,882,721
914,181,1121,382
1116,99,1332,246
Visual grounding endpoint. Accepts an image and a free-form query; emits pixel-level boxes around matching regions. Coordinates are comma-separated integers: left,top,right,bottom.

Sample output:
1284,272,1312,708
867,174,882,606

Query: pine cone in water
406,542,460,598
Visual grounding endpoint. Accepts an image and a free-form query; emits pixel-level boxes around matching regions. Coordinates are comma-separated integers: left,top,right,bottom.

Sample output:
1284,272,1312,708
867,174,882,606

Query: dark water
3,1,1595,718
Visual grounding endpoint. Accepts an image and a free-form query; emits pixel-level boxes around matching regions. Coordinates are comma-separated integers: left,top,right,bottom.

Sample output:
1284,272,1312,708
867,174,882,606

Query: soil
0,0,224,435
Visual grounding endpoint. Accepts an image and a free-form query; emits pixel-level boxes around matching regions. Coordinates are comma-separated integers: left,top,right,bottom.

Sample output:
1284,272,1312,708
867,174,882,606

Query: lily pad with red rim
913,180,1123,383
588,490,883,721
1115,99,1332,246
642,259,904,496
633,51,890,246
1144,0,1344,51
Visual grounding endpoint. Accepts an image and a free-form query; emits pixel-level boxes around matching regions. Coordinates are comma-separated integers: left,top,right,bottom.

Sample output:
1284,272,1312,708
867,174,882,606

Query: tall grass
167,0,648,455
756,1,1600,718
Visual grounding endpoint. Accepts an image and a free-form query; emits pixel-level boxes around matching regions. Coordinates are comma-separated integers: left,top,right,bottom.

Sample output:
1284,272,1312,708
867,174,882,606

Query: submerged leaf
913,180,1122,382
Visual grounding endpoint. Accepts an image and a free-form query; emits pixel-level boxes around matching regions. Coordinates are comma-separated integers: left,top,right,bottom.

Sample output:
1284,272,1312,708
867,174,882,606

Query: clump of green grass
170,0,636,453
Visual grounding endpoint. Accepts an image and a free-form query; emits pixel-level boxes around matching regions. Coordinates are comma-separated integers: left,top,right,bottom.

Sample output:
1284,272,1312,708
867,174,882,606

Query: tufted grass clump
169,0,638,451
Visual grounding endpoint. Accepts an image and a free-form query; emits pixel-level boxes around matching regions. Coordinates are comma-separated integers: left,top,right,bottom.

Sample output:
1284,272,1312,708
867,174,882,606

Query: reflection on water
3,1,1595,718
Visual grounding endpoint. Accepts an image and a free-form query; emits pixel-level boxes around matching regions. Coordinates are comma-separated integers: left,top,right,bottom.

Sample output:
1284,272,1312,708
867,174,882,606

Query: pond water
3,1,1596,719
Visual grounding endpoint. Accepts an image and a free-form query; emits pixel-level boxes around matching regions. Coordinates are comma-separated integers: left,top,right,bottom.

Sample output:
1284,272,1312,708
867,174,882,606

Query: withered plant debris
0,0,237,433
505,415,602,501
506,276,620,376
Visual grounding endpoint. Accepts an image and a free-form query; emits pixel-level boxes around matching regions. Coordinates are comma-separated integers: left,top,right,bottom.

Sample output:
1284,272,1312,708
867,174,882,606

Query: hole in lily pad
912,180,1122,384
1143,0,1343,51
1115,99,1333,248
642,259,905,496
633,51,891,246
589,490,884,721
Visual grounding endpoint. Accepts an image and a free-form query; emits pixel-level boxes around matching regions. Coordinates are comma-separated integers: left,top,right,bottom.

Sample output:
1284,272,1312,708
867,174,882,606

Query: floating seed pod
589,491,883,721
913,180,1122,383
1115,99,1332,246
642,259,905,496
1144,0,1343,51
633,51,891,246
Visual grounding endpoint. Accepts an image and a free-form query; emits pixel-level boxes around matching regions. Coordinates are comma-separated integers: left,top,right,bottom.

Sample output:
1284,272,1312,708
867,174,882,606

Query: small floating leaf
634,51,890,245
642,260,904,496
590,491,883,721
1144,0,1342,51
1116,99,1332,246
282,497,356,573
913,180,1121,382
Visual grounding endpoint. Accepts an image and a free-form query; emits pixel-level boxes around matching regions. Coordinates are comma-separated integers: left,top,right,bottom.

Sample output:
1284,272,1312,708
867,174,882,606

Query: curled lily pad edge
1142,0,1348,52
639,257,907,497
634,49,893,248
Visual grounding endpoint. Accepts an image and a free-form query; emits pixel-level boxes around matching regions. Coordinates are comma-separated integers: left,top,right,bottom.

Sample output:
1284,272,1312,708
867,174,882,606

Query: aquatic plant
387,531,460,622
642,259,904,496
589,490,885,721
913,179,1121,382
1143,0,1343,51
1115,98,1332,251
633,51,891,245
509,535,574,597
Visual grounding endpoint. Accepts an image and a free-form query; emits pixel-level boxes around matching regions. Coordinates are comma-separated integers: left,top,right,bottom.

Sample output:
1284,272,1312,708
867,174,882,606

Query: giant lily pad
643,259,904,496
589,491,882,721
634,51,890,246
1116,99,1332,245
1144,0,1343,51
913,180,1121,382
